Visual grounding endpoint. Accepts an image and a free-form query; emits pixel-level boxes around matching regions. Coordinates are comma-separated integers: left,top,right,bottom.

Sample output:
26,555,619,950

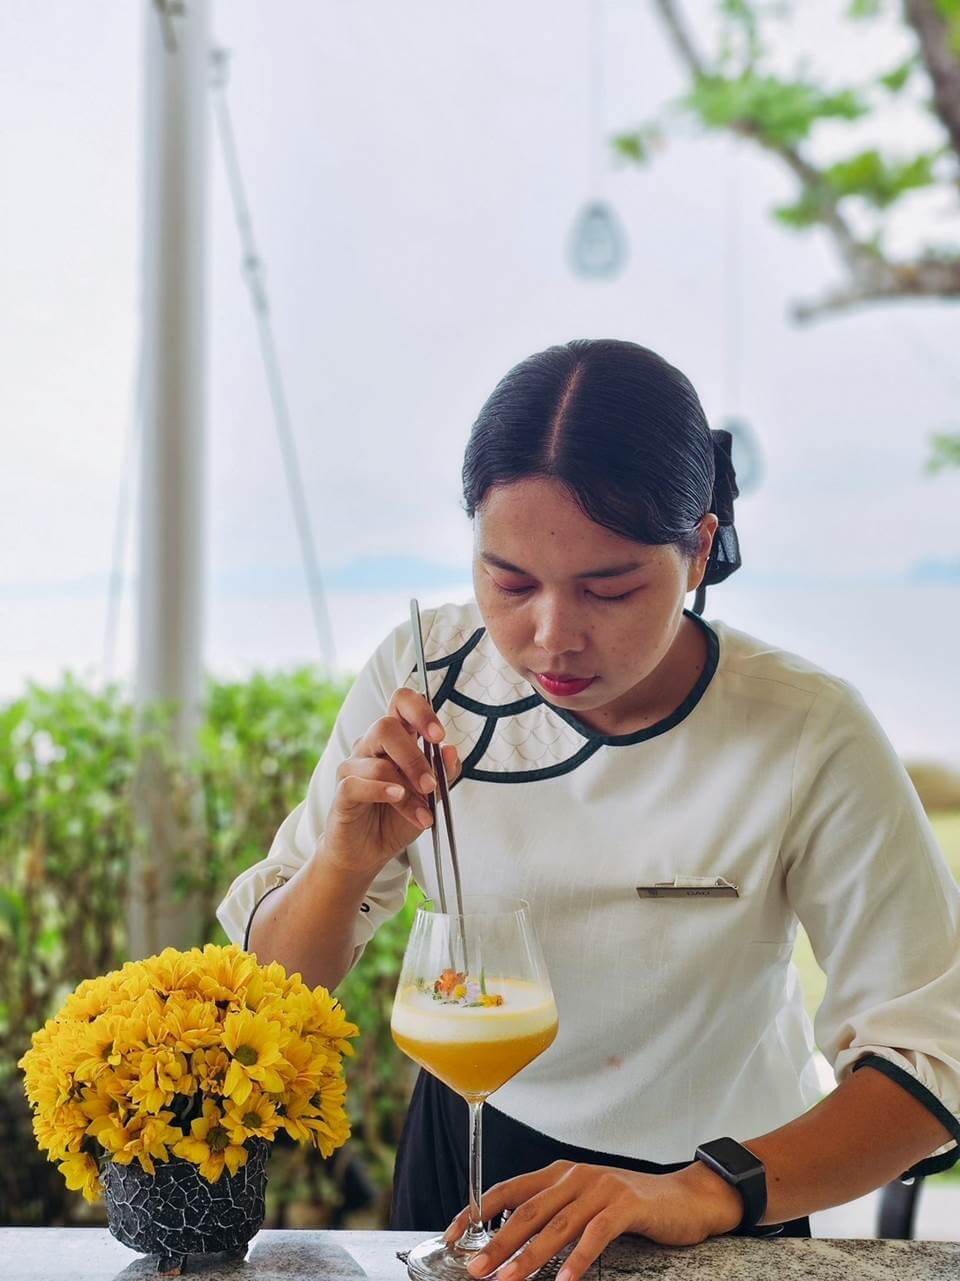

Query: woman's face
472,477,717,726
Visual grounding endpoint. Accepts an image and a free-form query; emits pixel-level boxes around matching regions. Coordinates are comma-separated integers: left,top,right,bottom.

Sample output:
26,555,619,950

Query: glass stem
459,1099,489,1252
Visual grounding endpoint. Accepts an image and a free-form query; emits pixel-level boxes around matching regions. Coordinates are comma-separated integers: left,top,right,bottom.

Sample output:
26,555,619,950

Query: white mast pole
129,0,210,958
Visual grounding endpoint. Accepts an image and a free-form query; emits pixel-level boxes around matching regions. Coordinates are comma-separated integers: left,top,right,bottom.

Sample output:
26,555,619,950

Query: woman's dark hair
461,338,740,610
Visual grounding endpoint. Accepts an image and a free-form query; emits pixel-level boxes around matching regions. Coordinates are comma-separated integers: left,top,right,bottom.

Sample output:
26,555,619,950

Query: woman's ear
687,514,719,592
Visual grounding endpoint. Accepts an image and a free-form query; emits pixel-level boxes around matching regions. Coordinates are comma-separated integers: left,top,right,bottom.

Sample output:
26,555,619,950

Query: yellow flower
222,1010,286,1105
162,995,221,1054
302,988,360,1055
222,1093,282,1143
192,1047,231,1096
33,1101,88,1161
303,1074,351,1157
20,944,358,1203
91,1111,182,1176
129,1046,195,1112
274,1037,331,1095
72,1013,132,1084
241,961,289,1012
279,1092,335,1146
173,1099,248,1183
140,947,203,995
59,978,112,1023
193,944,258,1004
59,1152,101,1203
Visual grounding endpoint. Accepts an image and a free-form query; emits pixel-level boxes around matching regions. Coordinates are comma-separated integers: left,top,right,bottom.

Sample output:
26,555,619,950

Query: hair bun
708,429,739,527
701,429,741,588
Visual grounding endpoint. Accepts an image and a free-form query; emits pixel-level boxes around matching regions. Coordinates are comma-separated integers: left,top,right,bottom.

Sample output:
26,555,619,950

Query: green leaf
877,57,917,94
927,431,960,474
773,187,829,228
824,149,940,208
684,72,867,146
847,0,884,16
612,124,663,165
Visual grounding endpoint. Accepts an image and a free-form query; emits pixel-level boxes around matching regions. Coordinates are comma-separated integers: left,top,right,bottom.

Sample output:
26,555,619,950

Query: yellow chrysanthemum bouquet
18,943,359,1205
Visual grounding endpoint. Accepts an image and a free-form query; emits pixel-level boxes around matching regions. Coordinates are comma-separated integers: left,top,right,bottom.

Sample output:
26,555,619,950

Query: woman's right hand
320,688,462,880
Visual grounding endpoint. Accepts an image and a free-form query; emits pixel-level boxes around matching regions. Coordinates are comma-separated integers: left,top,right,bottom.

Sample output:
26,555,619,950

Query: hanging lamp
569,0,628,280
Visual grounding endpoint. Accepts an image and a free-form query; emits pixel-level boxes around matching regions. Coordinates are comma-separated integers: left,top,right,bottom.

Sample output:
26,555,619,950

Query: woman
217,339,959,1277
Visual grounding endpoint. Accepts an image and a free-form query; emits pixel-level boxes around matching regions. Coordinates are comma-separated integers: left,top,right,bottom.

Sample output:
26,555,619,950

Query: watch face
701,1137,760,1177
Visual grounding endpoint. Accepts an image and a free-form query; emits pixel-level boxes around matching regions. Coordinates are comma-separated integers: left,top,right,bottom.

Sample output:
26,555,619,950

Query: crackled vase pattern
101,1139,269,1273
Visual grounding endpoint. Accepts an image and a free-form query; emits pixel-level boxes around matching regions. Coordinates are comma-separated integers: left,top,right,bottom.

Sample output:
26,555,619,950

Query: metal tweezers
410,599,469,969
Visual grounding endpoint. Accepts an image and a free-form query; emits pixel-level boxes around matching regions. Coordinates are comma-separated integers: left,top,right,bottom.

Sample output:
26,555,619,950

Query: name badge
636,876,739,899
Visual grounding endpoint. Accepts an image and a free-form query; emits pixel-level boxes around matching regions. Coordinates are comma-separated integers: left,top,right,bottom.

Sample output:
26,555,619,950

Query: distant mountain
909,559,960,584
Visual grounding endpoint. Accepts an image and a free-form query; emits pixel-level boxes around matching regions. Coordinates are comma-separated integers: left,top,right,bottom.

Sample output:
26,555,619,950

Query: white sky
1,1,959,679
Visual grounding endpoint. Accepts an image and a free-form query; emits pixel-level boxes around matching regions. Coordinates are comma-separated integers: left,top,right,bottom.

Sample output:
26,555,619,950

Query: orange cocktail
391,975,558,1100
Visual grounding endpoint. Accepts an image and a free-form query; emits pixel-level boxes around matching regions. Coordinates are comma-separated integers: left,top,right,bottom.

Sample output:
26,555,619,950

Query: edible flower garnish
414,970,505,1008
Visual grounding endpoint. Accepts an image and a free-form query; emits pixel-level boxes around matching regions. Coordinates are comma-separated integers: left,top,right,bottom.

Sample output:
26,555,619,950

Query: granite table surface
3,1229,959,1281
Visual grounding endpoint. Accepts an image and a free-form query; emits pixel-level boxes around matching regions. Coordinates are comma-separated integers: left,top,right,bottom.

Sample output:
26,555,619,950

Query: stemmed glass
391,895,559,1281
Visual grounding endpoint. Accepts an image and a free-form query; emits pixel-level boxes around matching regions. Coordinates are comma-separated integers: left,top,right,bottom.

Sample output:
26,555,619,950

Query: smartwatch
694,1137,774,1234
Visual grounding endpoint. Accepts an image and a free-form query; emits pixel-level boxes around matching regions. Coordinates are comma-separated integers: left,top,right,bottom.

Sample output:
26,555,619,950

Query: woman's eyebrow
480,552,647,579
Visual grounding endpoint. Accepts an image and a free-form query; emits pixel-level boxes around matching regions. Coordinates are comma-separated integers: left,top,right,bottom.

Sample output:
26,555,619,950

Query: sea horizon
2,561,958,771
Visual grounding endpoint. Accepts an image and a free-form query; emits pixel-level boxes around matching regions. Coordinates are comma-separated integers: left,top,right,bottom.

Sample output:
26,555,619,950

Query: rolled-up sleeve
780,682,960,1179
215,615,422,978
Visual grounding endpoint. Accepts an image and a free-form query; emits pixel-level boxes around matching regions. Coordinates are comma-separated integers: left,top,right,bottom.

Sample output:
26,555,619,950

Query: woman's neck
569,612,707,737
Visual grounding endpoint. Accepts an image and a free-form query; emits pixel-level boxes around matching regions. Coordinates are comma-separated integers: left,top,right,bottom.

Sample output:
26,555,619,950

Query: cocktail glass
391,895,559,1281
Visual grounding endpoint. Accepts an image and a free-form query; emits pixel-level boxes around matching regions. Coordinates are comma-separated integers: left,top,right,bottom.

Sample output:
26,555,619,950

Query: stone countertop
2,1229,959,1281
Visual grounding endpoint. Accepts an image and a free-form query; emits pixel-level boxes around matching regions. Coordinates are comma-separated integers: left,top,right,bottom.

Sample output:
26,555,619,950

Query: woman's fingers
334,774,418,816
388,687,446,743
361,715,438,797
335,757,434,829
441,742,462,781
548,1211,621,1281
444,1165,571,1245
465,1190,583,1279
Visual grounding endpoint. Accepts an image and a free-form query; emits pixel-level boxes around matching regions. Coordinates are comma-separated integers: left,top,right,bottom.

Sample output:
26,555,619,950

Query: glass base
404,1233,565,1281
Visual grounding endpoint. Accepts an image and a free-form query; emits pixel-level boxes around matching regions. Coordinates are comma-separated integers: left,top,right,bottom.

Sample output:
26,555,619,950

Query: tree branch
902,0,960,159
650,0,708,77
651,0,960,320
652,0,874,272
790,252,960,321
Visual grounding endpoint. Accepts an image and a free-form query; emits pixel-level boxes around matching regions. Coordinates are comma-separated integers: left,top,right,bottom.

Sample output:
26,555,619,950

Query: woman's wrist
668,1158,745,1237
309,835,375,898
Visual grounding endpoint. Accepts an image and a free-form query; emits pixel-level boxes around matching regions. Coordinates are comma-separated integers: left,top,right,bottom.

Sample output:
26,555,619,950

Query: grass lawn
791,809,960,1183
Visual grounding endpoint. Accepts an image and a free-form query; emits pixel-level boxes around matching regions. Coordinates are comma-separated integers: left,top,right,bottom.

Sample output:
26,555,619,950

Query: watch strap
694,1137,768,1232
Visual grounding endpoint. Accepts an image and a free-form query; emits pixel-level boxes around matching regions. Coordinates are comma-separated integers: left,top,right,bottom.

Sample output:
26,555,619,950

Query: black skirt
389,1069,810,1239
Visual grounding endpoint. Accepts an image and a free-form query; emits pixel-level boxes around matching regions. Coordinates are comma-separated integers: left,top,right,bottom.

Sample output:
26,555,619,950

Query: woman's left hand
442,1159,744,1281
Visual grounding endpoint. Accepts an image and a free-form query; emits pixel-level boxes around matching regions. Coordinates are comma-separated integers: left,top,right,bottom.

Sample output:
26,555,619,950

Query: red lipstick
535,673,597,697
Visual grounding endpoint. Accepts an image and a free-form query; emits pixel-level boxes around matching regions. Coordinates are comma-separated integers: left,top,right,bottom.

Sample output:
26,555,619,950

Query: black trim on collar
464,737,603,784
461,717,498,774
421,607,722,785
533,610,719,746
432,661,464,713
447,689,543,719
852,1054,960,1179
421,627,485,671
411,627,485,715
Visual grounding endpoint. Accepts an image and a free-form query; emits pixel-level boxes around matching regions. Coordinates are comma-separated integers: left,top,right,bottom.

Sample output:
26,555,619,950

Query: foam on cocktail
391,978,558,1099
391,978,557,1043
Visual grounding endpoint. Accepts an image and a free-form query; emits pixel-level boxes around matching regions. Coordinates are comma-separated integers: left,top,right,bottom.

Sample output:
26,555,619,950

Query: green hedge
0,669,419,1227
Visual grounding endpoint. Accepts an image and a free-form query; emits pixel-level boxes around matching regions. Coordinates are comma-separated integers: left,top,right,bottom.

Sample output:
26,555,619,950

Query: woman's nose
532,598,587,657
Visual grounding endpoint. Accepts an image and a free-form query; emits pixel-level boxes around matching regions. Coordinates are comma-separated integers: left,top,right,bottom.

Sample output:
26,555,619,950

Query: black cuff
852,1053,960,1180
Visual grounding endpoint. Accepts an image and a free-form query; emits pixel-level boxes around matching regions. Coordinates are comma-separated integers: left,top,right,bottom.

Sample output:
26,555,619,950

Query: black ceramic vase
101,1139,269,1275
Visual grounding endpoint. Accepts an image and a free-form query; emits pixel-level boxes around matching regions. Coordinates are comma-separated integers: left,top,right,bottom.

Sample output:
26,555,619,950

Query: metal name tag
636,877,739,899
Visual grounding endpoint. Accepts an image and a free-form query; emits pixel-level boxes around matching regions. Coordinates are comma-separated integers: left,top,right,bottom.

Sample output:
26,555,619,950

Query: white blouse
217,601,960,1176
